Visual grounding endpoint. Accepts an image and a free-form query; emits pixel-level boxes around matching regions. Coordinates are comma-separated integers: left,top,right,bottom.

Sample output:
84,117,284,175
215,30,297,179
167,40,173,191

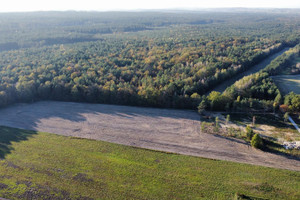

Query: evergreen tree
251,133,263,149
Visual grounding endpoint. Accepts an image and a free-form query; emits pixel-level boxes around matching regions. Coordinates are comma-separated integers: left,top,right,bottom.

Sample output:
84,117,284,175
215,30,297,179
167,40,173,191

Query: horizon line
0,7,300,14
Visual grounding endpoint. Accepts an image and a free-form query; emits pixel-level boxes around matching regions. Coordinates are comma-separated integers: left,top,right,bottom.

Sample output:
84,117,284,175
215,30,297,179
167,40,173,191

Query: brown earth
0,101,299,171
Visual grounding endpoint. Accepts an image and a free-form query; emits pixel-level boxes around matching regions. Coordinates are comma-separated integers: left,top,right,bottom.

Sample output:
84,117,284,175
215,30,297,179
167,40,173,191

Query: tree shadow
0,126,37,159
0,101,201,158
230,113,291,129
0,101,201,129
262,139,300,161
213,134,247,145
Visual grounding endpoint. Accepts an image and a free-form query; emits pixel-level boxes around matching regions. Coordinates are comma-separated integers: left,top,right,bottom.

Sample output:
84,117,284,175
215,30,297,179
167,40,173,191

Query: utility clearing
0,101,299,171
272,74,300,94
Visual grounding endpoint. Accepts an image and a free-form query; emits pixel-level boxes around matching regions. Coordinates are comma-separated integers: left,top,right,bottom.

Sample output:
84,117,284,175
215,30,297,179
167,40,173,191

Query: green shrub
215,117,219,127
246,125,254,140
251,133,264,149
226,114,230,125
198,100,207,114
284,112,289,122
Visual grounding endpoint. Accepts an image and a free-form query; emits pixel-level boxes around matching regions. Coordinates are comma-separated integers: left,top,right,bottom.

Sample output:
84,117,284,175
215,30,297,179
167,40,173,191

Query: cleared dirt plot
0,101,299,171
272,75,300,94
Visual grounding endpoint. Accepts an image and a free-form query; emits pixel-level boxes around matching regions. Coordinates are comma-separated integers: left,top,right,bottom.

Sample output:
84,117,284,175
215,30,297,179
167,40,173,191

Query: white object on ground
283,141,300,150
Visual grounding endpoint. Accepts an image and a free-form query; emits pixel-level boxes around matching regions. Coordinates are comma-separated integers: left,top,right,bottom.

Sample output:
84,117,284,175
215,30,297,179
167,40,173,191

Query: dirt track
0,101,299,171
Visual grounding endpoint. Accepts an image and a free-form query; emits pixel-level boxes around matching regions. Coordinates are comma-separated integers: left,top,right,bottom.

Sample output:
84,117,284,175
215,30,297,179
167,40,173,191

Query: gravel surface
0,101,299,171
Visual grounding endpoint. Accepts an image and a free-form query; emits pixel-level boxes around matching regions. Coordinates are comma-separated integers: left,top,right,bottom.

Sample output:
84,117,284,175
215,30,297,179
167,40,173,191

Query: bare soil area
0,101,299,171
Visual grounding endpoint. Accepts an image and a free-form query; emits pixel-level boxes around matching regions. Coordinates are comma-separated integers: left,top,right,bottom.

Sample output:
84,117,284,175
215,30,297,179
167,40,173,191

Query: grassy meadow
272,74,300,95
293,57,300,65
0,126,299,200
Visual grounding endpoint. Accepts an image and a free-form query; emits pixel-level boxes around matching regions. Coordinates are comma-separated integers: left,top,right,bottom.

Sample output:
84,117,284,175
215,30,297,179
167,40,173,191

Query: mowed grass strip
0,126,299,200
272,74,300,95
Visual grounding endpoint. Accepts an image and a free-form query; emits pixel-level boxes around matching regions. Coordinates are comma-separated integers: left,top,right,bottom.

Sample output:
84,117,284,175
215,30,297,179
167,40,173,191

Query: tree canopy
0,11,299,109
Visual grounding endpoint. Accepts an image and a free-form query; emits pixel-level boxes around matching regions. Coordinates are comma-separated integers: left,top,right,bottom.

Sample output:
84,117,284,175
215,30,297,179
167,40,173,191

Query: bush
226,114,230,125
284,112,289,122
215,117,219,127
251,133,264,149
246,125,254,140
198,100,207,114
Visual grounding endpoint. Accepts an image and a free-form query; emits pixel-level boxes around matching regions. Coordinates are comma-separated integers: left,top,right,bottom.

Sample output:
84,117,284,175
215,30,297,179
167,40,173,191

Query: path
288,116,300,133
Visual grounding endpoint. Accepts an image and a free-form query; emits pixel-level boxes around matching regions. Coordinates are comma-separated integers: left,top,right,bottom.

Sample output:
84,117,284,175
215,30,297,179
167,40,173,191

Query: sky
1,0,300,12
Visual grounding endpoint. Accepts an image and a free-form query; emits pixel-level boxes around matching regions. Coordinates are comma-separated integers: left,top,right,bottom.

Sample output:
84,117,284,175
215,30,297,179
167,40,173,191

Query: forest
0,11,299,110
211,44,300,113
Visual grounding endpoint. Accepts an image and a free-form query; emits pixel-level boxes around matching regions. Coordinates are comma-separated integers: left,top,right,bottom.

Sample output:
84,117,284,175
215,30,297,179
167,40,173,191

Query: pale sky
1,0,300,12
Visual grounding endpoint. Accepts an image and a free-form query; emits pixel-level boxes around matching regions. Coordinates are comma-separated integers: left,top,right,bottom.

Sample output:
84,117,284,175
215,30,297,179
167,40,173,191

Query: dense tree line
284,92,300,113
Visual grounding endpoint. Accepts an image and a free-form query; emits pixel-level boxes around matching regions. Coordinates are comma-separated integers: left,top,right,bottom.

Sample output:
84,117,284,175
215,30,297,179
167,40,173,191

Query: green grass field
272,74,300,95
0,126,299,200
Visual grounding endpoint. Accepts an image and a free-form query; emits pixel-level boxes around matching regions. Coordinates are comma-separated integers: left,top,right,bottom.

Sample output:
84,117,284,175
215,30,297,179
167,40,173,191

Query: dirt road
0,101,299,171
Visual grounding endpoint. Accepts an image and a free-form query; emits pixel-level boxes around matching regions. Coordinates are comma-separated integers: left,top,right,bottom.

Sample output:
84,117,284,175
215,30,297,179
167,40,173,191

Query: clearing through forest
0,101,299,171
272,74,300,95
207,47,290,94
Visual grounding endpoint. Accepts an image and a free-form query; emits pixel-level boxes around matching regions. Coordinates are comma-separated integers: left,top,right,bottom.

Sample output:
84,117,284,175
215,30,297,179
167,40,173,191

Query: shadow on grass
230,113,291,129
262,139,300,161
0,126,37,159
213,134,247,145
254,115,292,129
236,193,268,200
